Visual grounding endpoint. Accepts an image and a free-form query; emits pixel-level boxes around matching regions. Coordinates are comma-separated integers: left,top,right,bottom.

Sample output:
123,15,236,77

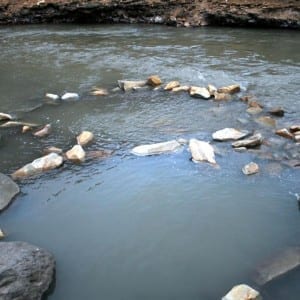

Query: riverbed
0,25,300,299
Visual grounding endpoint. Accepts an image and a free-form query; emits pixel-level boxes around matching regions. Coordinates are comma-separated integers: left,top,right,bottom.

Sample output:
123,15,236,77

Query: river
0,25,300,299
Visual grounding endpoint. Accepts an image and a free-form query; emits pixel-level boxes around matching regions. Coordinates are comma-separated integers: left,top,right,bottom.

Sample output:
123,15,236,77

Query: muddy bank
0,0,299,28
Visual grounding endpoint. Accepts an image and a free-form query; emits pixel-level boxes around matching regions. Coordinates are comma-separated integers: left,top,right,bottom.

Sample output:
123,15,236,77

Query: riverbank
0,0,299,28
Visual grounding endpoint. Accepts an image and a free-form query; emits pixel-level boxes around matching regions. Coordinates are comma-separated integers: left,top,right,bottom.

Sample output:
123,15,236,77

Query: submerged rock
256,116,276,127
242,162,260,175
269,107,284,117
33,124,51,138
275,128,294,139
118,80,147,91
232,133,263,148
217,84,241,94
247,106,263,115
131,140,182,156
0,112,12,121
0,173,20,212
0,241,55,300
86,149,114,160
248,100,264,109
45,93,59,101
214,92,231,101
66,145,86,163
164,81,180,90
43,146,63,155
12,153,63,180
212,128,249,141
147,75,162,87
189,139,216,164
0,121,39,128
76,131,94,146
222,284,261,300
90,88,108,96
61,92,79,101
189,86,211,99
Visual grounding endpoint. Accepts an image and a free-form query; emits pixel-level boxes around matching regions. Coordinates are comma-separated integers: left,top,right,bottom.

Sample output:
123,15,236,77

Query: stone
0,112,12,121
33,124,51,138
90,88,108,96
22,125,32,133
66,145,86,163
248,100,264,109
45,93,59,101
0,228,4,239
0,173,20,212
86,149,114,160
214,92,231,101
234,147,247,152
189,139,216,164
289,125,300,133
0,121,39,128
0,241,55,300
164,81,180,90
240,95,256,103
242,162,260,175
232,133,263,148
76,131,94,146
118,80,147,91
217,84,241,94
255,246,300,285
12,153,64,180
212,128,250,141
189,86,211,99
269,107,284,117
256,116,276,127
147,75,162,87
207,84,217,96
275,128,294,139
295,135,300,143
131,140,182,156
171,85,190,92
61,92,79,101
43,146,63,155
247,107,263,115
222,284,261,300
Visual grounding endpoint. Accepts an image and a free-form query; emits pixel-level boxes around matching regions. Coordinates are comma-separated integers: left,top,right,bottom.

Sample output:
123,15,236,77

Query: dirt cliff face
0,0,299,28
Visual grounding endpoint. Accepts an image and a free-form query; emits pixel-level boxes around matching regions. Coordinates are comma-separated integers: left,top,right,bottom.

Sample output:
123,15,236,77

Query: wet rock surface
0,173,20,212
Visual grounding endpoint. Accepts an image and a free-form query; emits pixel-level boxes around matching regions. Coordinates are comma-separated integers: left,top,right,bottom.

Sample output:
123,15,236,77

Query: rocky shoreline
0,0,299,28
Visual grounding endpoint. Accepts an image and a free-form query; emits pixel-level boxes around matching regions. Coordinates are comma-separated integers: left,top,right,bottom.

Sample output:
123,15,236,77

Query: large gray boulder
0,241,55,300
0,173,20,212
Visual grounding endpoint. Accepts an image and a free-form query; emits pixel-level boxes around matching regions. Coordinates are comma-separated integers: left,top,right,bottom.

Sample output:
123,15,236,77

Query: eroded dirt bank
0,0,299,28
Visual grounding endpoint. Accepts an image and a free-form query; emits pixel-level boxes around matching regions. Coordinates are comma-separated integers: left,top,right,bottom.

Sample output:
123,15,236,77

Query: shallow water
0,25,300,299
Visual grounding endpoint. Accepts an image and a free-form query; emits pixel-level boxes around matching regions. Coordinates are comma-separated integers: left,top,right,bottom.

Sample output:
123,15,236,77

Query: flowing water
0,25,300,299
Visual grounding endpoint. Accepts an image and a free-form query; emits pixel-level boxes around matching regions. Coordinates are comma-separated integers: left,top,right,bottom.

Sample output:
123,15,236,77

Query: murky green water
0,25,300,299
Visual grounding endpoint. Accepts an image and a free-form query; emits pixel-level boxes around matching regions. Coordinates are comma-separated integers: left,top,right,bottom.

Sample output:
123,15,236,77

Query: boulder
189,86,211,99
61,92,79,101
189,139,216,164
33,124,51,138
289,125,300,133
147,75,162,87
217,84,241,94
12,153,63,180
256,116,276,127
212,128,249,141
90,88,108,96
118,80,147,91
214,92,231,101
0,173,20,212
164,81,180,90
269,107,284,117
171,85,190,92
131,140,182,156
247,107,263,115
65,145,86,163
43,146,63,155
0,228,4,239
242,162,260,175
255,246,300,285
45,93,59,101
207,84,217,96
222,284,261,300
232,133,263,148
0,112,12,121
0,241,55,300
0,121,39,128
76,131,94,146
275,128,294,139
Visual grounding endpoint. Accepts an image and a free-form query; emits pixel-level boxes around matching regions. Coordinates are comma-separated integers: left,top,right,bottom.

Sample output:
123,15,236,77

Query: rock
212,128,250,141
234,147,247,152
248,101,264,109
255,246,300,285
295,134,300,143
189,86,211,99
289,125,300,133
240,95,256,103
242,162,260,175
0,121,39,128
247,107,263,115
12,153,64,180
0,228,4,239
132,140,182,156
207,84,217,96
0,241,55,300
118,80,147,91
222,284,261,300
45,93,59,101
232,133,263,148
76,131,94,146
33,124,51,138
0,173,20,212
214,92,231,101
275,128,294,139
256,116,276,127
0,112,12,121
164,81,180,90
147,75,162,87
86,149,114,160
65,145,86,163
269,107,284,117
22,125,32,133
171,85,190,92
265,162,283,176
43,146,63,155
217,84,241,94
61,92,79,101
189,139,216,164
90,88,108,96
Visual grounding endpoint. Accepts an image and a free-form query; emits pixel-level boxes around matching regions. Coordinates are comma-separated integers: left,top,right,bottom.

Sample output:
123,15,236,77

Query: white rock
76,131,94,146
189,86,211,99
171,85,190,92
45,93,60,101
0,112,12,121
61,92,79,101
212,128,249,141
66,145,86,163
222,284,261,300
189,139,216,164
131,140,182,156
118,80,147,91
242,162,260,175
207,84,217,96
